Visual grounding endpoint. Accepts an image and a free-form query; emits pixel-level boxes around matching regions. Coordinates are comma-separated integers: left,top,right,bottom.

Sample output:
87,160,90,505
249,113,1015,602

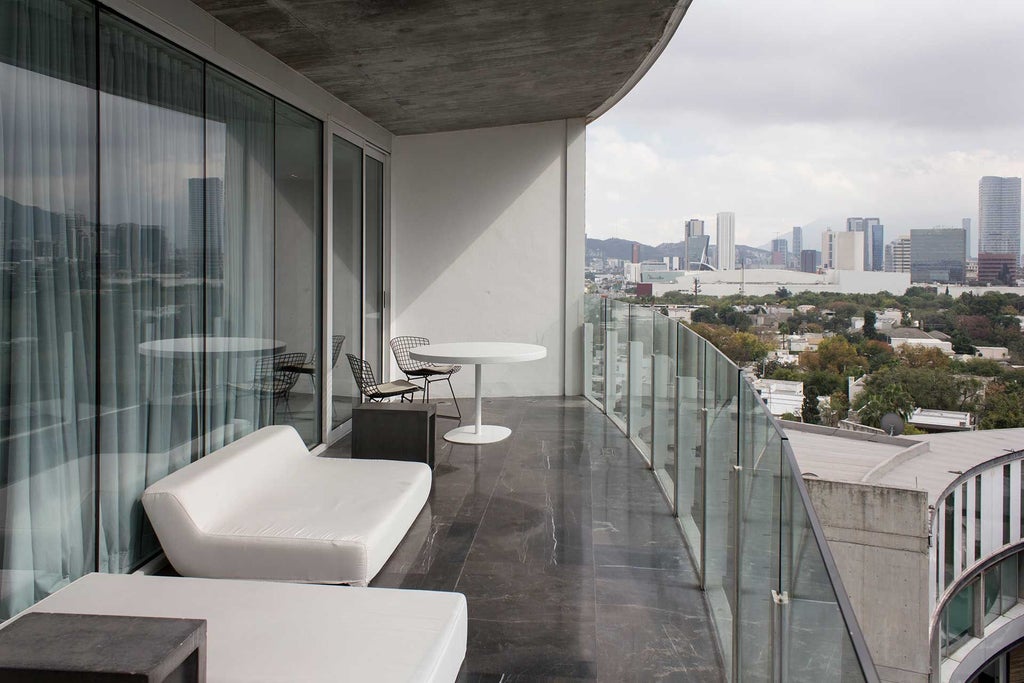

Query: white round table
409,342,547,444
138,337,286,359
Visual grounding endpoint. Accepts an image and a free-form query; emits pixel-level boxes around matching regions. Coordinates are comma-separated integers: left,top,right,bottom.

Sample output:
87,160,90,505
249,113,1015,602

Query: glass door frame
322,123,390,447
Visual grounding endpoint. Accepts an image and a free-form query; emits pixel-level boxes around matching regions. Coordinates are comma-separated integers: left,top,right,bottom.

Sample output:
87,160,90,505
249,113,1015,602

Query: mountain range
586,237,772,265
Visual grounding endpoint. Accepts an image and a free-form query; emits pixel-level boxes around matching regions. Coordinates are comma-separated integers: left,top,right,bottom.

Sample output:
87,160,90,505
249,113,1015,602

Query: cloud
588,0,1024,249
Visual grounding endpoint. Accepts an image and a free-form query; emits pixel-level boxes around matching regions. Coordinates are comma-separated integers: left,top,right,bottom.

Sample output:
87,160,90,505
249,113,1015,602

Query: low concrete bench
142,425,431,586
19,573,467,682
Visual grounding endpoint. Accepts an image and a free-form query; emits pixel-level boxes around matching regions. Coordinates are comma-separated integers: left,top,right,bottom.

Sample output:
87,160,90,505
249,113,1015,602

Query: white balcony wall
391,120,585,397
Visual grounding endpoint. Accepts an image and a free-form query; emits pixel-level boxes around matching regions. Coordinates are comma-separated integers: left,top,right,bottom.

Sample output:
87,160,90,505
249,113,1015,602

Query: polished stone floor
325,396,725,682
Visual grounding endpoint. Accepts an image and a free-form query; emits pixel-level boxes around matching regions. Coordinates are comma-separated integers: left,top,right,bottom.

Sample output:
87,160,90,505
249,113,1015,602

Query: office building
800,248,818,273
683,218,703,270
910,227,966,283
834,230,864,271
822,227,836,268
978,176,1022,284
884,236,911,273
847,216,883,271
870,222,884,270
686,234,711,269
684,218,704,238
770,237,788,266
962,217,972,258
631,242,640,263
791,225,802,258
716,211,735,270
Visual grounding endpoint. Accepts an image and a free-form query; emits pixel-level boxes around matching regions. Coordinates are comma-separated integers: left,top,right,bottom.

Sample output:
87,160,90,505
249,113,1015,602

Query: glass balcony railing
582,295,879,682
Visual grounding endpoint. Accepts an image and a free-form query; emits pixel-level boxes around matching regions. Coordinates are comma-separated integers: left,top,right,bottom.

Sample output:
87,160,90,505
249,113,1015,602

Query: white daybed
21,572,467,682
141,425,431,586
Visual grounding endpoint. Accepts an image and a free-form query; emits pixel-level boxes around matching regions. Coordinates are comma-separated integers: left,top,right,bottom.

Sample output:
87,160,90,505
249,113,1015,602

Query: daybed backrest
142,425,308,531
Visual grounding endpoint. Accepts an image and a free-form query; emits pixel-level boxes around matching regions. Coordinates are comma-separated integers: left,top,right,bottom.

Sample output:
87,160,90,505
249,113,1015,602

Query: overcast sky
586,0,1024,252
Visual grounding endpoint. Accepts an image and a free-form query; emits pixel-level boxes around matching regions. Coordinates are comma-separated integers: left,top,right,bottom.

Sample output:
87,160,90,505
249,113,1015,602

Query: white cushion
141,426,431,585
20,573,466,683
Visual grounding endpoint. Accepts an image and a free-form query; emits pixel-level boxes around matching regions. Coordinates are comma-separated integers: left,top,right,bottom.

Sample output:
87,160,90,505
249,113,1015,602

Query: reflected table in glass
137,336,286,406
410,342,546,444
138,336,286,359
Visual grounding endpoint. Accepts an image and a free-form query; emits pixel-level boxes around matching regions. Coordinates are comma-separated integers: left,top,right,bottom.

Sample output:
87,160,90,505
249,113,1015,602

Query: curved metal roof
192,0,691,135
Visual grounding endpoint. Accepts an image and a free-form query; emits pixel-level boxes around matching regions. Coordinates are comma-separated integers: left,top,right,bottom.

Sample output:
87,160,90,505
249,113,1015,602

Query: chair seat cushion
407,365,458,377
25,573,467,683
279,361,315,374
375,379,421,396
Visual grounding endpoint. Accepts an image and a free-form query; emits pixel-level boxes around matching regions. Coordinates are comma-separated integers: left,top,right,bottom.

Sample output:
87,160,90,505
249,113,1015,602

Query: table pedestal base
443,425,511,444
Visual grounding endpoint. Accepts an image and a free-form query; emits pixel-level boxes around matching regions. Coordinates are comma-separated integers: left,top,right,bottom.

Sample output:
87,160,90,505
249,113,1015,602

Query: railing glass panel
628,304,655,460
583,295,605,404
704,351,740,671
580,295,876,681
781,448,869,681
736,385,782,682
608,299,630,430
676,323,704,567
652,312,677,493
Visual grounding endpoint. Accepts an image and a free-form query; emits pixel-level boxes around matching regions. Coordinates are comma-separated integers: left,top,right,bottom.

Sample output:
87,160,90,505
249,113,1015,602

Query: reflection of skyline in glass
189,177,224,278
1,180,232,282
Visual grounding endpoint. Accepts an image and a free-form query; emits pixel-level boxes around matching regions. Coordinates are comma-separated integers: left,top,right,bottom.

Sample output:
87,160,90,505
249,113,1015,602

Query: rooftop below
785,422,1024,504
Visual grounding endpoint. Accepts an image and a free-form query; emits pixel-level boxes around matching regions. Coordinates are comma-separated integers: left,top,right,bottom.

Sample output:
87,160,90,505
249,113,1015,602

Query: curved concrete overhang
191,0,691,135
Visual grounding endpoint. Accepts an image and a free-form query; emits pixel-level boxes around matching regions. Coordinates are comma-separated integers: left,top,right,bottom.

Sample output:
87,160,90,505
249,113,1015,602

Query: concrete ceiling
192,0,689,135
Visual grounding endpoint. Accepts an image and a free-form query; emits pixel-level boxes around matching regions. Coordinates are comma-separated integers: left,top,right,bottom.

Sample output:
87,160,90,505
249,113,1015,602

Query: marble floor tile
328,396,724,682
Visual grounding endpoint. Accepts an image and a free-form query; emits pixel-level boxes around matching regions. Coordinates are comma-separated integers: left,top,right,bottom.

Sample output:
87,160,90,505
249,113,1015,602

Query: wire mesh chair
389,336,462,419
345,353,421,402
230,352,306,421
280,335,347,392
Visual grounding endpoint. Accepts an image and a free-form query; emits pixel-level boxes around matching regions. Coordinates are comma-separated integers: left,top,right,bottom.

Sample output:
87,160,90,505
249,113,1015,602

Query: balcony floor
326,396,725,682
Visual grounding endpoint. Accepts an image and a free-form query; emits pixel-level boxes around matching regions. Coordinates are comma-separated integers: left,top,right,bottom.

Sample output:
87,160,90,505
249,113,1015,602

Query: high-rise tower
978,176,1022,284
716,212,735,271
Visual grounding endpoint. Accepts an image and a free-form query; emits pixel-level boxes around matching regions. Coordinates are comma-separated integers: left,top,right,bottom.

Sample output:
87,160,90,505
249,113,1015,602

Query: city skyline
586,0,1024,248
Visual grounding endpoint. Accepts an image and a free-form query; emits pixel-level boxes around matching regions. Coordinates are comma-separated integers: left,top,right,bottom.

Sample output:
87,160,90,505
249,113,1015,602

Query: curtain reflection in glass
331,137,361,428
0,0,97,619
274,103,322,445
364,157,384,380
205,67,274,450
98,11,204,573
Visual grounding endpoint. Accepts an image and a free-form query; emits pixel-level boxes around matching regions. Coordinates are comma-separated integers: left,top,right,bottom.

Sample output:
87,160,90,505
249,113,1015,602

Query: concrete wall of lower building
390,120,584,397
805,478,932,683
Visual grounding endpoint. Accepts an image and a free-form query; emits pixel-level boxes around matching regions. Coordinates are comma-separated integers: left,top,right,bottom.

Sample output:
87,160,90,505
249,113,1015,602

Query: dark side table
0,612,206,682
353,402,437,468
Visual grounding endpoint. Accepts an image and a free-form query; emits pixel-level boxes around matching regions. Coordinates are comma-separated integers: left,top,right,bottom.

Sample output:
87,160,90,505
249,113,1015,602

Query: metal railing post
604,329,616,413
674,375,683,515
582,321,593,398
699,405,708,590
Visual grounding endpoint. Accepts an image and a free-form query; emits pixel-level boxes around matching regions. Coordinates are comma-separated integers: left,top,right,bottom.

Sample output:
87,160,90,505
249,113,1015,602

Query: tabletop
410,342,547,365
139,336,286,358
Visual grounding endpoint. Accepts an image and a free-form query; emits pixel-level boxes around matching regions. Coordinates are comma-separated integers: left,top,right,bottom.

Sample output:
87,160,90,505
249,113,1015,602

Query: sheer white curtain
0,0,96,617
205,69,274,450
97,13,204,573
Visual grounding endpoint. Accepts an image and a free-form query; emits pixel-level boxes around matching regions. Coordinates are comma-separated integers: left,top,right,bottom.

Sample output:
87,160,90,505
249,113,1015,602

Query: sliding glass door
327,136,387,443
0,0,98,617
0,0,331,617
364,153,386,390
97,10,205,574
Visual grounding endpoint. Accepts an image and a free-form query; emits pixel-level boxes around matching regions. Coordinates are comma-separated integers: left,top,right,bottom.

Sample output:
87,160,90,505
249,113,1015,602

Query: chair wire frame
294,334,347,392
245,352,307,421
345,353,419,402
389,336,462,419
